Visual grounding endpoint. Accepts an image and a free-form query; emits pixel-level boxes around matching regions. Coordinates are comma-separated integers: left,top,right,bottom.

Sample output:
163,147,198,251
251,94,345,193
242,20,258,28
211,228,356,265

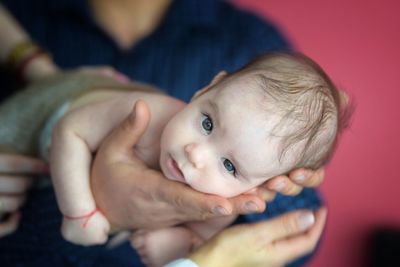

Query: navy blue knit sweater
0,0,321,266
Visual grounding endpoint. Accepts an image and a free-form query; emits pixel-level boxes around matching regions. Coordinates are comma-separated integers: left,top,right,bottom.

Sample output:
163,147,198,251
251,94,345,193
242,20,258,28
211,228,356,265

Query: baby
49,52,347,266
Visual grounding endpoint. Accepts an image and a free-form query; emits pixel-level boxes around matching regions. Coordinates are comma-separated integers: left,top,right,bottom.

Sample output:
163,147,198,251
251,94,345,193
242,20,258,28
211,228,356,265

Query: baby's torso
132,93,186,169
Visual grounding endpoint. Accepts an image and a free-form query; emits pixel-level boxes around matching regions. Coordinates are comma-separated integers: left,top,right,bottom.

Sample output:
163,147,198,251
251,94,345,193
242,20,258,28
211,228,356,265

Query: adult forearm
0,3,29,61
0,3,58,82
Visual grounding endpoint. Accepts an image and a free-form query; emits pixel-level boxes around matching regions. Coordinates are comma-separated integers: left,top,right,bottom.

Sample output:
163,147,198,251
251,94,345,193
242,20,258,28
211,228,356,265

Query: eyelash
201,113,213,135
200,112,237,177
222,158,237,176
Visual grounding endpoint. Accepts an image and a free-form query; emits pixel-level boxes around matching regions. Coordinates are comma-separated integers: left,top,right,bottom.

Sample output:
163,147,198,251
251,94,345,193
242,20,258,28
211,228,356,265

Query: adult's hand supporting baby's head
262,168,325,197
91,101,267,231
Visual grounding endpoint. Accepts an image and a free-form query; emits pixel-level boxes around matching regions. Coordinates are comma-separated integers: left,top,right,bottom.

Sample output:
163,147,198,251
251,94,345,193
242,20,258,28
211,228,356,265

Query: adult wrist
5,40,57,82
188,244,218,267
23,55,59,82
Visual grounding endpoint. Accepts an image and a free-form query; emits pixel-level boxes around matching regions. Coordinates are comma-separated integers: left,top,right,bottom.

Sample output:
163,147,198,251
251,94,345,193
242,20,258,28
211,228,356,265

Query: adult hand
0,154,48,237
263,167,325,198
91,101,267,230
189,208,327,267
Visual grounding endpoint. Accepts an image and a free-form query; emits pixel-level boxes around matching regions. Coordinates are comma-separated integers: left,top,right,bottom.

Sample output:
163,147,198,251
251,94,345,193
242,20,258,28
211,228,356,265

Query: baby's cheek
197,176,241,197
185,174,215,194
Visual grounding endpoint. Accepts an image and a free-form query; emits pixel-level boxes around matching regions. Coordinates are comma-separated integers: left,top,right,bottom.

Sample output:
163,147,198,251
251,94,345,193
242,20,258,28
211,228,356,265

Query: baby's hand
61,210,110,246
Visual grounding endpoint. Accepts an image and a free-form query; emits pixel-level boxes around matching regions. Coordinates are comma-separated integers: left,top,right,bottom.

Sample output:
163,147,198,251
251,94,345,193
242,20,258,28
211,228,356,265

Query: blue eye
223,158,236,175
201,114,213,134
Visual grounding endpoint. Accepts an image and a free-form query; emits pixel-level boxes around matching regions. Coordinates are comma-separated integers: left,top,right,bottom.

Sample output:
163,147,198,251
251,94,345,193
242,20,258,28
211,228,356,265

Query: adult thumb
106,100,150,151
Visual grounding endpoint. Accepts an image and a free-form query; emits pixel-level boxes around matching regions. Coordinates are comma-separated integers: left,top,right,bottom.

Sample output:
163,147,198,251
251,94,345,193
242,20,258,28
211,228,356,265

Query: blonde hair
227,52,352,170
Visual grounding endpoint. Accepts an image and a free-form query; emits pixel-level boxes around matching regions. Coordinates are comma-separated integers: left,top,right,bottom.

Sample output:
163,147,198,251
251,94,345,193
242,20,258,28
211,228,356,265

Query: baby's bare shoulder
133,94,186,168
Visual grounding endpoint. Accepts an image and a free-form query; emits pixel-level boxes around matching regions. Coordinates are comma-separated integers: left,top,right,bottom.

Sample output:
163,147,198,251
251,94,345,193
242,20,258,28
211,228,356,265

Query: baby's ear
192,70,228,100
210,70,228,86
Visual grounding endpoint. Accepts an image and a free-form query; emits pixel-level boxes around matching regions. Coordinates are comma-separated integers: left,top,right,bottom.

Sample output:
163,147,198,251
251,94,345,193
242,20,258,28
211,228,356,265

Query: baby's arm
50,90,142,245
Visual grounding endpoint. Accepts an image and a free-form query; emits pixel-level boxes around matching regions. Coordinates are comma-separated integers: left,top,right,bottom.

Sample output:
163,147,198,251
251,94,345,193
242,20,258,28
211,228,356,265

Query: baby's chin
188,182,243,198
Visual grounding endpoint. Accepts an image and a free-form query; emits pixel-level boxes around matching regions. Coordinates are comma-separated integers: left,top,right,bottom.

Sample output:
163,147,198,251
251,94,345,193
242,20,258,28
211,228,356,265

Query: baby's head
160,52,349,197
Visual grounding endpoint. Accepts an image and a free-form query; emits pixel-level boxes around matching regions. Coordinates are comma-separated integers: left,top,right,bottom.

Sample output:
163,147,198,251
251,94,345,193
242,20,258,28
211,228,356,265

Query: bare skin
91,99,325,231
188,208,327,267
0,0,327,238
0,154,48,236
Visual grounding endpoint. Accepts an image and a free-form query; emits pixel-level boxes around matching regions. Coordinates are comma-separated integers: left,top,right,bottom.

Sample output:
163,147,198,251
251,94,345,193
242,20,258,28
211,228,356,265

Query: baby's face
159,74,291,197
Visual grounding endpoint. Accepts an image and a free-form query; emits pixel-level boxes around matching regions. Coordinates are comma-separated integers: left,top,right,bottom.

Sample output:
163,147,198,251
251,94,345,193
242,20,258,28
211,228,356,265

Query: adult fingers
167,187,269,221
288,168,325,188
265,168,325,194
265,175,303,196
0,195,26,213
104,100,150,156
0,154,48,174
252,209,316,242
273,207,327,262
0,212,21,238
158,181,234,221
258,188,277,202
227,192,267,214
0,175,34,194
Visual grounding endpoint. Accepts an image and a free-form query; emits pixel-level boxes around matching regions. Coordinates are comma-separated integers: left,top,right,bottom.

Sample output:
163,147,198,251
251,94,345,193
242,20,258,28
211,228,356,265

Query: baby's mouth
169,155,185,183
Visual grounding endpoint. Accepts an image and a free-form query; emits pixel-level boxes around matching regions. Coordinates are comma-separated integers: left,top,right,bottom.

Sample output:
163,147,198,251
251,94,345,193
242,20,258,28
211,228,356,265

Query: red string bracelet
64,208,100,228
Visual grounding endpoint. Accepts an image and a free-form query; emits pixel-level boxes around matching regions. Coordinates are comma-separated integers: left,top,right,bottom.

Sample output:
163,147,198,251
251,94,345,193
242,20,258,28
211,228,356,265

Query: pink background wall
232,0,400,266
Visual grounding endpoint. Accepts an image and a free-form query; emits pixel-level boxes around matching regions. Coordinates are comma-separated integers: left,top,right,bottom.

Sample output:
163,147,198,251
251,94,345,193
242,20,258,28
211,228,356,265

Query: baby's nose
184,143,205,169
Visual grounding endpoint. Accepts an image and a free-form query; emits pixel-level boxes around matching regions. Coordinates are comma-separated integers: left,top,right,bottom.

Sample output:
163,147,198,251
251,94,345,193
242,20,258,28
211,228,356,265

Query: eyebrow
206,99,221,129
207,99,219,118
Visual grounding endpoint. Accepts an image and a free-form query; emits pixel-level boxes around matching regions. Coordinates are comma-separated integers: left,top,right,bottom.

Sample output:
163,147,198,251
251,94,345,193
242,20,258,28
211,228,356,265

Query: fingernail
274,181,285,191
262,190,274,201
294,174,306,183
245,201,259,212
298,212,315,231
213,205,229,215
